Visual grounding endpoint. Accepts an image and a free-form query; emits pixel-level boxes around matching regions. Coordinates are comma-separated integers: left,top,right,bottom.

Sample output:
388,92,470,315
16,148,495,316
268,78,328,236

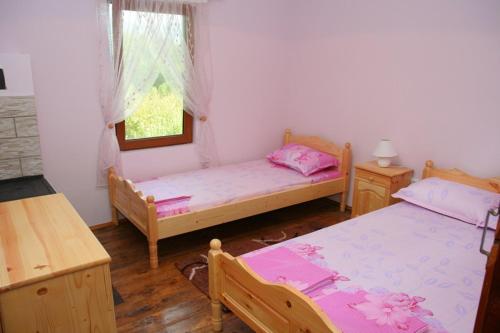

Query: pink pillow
392,177,500,226
267,143,338,176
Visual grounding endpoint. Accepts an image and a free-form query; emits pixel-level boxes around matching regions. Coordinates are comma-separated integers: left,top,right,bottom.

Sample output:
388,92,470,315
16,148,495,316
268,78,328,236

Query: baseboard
89,221,115,231
326,196,352,212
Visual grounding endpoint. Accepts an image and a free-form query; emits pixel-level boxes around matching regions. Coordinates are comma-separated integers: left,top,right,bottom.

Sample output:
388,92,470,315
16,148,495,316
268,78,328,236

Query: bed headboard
422,160,500,193
283,128,351,178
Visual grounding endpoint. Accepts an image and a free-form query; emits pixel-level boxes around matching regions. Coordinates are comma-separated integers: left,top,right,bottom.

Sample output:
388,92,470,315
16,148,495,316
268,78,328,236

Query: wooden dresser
0,194,116,333
351,161,413,218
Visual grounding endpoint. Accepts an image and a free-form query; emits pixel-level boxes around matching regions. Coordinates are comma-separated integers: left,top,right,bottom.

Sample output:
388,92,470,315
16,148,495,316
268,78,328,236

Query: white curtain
96,0,218,186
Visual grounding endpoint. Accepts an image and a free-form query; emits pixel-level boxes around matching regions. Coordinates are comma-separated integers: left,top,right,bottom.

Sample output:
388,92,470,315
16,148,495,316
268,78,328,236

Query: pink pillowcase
392,177,500,227
267,143,338,176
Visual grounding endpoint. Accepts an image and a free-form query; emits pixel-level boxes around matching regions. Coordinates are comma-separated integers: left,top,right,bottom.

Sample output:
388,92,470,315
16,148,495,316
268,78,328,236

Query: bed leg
211,299,222,332
340,142,351,213
108,167,119,226
209,239,223,332
111,206,119,226
148,241,159,269
340,192,347,212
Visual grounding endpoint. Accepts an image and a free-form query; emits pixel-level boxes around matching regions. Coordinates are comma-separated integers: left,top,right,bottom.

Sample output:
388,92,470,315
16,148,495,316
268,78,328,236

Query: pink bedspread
241,202,495,333
134,159,341,218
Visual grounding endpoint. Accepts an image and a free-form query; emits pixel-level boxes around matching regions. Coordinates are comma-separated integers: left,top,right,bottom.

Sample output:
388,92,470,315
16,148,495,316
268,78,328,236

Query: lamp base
377,158,392,168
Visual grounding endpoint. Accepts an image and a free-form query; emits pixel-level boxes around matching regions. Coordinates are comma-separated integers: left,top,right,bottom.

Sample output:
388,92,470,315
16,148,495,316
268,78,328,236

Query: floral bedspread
241,202,495,333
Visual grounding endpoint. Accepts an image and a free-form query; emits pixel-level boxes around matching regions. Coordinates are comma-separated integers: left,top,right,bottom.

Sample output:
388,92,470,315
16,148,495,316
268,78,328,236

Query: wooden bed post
108,167,119,226
284,128,292,145
422,160,434,179
208,239,223,332
146,195,159,269
340,142,352,212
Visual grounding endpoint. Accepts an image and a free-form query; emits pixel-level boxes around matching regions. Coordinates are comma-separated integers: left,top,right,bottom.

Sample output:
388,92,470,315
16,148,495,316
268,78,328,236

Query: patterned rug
174,221,329,297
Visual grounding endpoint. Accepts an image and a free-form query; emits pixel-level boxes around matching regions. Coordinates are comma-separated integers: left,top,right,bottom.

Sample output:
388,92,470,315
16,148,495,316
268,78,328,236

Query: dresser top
0,193,110,292
356,160,413,177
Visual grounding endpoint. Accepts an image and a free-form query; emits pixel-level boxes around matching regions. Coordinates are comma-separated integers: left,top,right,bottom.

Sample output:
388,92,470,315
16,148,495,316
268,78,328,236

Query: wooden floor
93,198,351,333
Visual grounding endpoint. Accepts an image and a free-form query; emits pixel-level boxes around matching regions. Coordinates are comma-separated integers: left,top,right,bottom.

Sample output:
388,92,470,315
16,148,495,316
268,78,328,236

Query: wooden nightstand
351,161,413,218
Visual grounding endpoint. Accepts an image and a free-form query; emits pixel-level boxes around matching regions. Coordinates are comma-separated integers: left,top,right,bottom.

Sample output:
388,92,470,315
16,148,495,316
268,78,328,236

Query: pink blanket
134,159,341,218
155,196,191,217
243,247,337,293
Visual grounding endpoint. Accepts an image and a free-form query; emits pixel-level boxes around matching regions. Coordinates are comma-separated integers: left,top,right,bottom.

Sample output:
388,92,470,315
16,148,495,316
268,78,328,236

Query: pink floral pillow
392,177,500,226
267,143,338,176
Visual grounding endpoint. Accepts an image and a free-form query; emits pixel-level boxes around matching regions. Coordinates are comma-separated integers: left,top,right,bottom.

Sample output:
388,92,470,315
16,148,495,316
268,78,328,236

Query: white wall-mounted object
0,53,34,97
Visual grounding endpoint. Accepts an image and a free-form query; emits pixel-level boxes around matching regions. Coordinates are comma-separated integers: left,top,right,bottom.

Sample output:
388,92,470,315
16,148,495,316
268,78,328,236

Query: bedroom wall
1,0,498,225
283,0,500,204
0,0,288,226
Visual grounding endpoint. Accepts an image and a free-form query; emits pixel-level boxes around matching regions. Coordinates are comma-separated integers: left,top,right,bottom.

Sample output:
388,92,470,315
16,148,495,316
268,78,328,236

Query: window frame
112,0,194,151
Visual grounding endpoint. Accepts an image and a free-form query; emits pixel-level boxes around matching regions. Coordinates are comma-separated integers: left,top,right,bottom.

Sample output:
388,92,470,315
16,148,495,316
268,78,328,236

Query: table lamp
373,139,397,167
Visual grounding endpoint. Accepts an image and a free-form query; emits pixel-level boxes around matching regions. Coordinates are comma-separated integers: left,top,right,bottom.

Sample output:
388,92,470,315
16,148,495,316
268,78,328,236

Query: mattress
134,159,341,218
242,202,495,333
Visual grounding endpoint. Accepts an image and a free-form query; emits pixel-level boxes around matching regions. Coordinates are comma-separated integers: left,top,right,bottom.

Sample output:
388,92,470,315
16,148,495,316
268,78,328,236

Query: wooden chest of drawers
351,161,413,217
0,194,116,333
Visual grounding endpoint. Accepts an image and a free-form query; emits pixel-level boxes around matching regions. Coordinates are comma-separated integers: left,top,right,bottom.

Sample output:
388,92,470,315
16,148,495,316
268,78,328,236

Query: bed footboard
208,239,341,333
108,167,159,268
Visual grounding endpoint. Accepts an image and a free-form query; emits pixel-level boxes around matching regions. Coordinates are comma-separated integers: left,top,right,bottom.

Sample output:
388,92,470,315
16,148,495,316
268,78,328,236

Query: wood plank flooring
93,198,351,332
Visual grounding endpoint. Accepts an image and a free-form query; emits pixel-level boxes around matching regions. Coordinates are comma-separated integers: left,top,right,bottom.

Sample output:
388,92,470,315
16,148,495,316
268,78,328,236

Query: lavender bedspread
242,202,494,333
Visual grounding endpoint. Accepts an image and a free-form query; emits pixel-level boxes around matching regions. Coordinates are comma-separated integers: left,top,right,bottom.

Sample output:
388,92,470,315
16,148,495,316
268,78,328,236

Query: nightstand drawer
355,169,391,187
357,179,386,196
352,179,387,216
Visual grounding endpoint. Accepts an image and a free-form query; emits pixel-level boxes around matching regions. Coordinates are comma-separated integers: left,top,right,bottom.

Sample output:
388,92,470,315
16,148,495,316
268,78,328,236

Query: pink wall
1,0,499,224
0,1,110,225
0,0,288,225
284,0,500,203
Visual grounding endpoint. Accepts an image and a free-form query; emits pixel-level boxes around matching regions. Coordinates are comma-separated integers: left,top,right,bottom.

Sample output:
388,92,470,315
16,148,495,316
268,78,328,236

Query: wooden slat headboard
284,129,344,159
422,160,500,193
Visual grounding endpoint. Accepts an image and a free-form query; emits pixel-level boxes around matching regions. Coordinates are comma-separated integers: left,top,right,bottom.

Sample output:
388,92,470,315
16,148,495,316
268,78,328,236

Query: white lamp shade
373,139,397,158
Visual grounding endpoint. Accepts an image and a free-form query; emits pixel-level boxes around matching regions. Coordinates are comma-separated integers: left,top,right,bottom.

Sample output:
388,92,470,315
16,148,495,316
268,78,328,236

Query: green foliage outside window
125,82,184,140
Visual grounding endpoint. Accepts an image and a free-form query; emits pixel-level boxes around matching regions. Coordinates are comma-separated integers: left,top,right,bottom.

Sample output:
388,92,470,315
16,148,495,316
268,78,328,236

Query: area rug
174,221,329,297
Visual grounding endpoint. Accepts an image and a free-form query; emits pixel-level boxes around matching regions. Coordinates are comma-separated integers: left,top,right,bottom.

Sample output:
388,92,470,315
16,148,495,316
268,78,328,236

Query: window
112,2,193,151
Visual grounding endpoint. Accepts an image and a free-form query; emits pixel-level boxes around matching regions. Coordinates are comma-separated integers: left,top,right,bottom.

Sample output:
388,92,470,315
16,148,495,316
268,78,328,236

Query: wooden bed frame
108,129,352,269
208,160,500,332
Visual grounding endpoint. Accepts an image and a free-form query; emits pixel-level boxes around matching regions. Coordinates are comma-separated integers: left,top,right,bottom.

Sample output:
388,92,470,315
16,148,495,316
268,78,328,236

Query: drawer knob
37,287,48,296
369,177,374,182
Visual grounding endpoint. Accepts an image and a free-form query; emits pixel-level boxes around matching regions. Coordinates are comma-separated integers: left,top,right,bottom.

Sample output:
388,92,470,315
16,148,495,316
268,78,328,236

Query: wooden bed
208,160,500,333
108,129,352,269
